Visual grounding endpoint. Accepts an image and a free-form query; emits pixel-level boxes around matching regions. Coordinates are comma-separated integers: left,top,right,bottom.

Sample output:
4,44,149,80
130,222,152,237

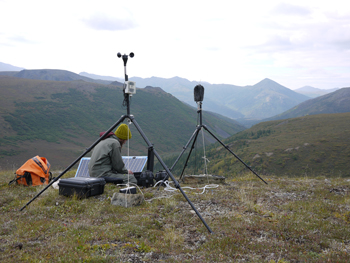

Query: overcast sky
1,0,349,90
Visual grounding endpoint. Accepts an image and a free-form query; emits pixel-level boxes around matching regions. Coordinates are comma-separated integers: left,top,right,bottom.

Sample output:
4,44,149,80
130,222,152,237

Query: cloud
271,3,312,16
9,35,35,44
253,35,296,52
248,5,350,54
82,13,138,31
206,47,220,51
0,34,36,47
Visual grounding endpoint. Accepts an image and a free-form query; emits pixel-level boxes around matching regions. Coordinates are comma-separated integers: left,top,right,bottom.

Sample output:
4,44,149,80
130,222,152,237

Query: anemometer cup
118,52,134,66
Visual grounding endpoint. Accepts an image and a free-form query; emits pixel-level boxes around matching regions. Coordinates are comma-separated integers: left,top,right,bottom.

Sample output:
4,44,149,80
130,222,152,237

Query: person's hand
128,170,133,174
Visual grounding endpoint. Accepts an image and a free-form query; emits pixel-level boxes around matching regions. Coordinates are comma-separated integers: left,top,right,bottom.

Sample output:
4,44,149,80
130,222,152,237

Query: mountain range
1,63,343,123
0,75,243,170
1,64,349,126
128,76,311,121
1,62,350,176
80,71,349,126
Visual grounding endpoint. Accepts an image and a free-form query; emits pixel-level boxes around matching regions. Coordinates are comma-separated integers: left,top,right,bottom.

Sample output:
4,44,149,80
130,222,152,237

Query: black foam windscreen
194,84,205,102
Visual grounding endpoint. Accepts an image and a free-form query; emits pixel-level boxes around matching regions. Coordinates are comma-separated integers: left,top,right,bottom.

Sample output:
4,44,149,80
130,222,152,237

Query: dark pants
104,173,138,185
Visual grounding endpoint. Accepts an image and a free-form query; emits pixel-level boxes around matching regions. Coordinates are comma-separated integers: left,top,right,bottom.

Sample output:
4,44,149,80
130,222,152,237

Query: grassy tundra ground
1,171,349,262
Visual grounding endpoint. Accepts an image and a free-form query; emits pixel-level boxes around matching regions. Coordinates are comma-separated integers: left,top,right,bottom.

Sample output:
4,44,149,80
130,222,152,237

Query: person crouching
88,124,137,185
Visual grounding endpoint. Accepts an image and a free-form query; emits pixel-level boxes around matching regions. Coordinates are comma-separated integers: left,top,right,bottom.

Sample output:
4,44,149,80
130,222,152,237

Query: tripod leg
203,125,268,185
130,117,213,233
179,128,201,181
20,115,128,211
170,127,200,171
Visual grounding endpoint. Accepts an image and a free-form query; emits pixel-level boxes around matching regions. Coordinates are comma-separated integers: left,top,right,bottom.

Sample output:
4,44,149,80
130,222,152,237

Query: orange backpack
9,156,52,186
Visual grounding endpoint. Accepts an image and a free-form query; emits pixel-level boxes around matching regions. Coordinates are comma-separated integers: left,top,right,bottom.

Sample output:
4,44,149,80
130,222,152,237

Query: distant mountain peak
294,86,340,98
253,78,290,91
262,78,273,82
0,62,25,71
254,78,281,87
143,86,167,93
295,86,320,92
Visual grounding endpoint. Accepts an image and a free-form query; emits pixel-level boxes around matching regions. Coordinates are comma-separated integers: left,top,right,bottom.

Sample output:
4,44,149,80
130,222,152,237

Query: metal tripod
170,101,268,185
20,53,214,234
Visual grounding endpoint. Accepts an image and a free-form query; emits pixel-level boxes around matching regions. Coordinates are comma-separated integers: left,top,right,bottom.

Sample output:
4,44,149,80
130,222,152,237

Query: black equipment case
58,177,106,198
134,171,154,188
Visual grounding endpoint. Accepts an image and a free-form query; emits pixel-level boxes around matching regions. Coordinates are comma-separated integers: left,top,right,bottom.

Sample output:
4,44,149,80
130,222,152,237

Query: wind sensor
117,52,136,95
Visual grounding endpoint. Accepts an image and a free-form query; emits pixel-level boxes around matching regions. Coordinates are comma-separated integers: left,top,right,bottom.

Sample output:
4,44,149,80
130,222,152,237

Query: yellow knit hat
115,124,132,140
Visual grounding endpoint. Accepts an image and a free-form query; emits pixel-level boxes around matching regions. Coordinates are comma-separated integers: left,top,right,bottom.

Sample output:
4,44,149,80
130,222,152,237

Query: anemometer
117,52,136,95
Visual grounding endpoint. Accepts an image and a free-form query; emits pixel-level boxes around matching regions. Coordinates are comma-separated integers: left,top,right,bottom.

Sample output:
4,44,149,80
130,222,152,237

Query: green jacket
88,135,128,177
